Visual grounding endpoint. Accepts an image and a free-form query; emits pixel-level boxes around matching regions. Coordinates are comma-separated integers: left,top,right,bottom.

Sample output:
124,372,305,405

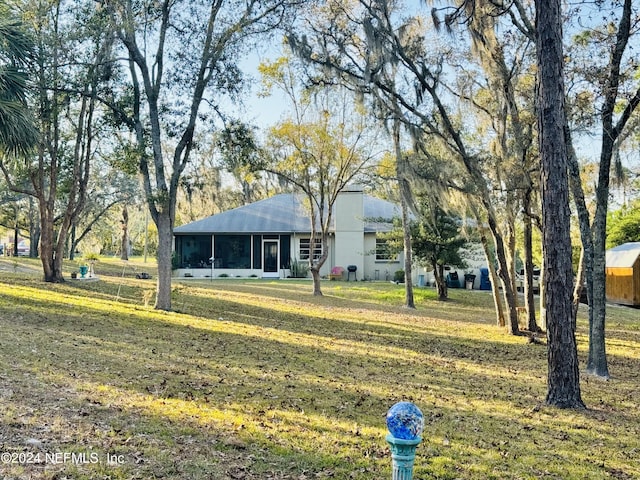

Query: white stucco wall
363,232,402,281
333,188,364,277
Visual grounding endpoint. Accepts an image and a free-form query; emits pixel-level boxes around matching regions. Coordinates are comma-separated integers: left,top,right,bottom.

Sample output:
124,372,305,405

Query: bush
171,252,180,270
393,269,405,283
289,260,310,278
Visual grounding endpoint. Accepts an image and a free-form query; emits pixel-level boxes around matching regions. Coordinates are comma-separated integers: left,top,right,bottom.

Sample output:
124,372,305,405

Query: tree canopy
0,4,37,156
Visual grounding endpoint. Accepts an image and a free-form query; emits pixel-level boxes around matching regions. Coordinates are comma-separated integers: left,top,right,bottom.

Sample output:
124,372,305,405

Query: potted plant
82,252,100,278
79,263,89,278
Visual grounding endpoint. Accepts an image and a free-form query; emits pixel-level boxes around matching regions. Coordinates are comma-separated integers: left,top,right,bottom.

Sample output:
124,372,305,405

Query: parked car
516,267,540,293
12,240,30,257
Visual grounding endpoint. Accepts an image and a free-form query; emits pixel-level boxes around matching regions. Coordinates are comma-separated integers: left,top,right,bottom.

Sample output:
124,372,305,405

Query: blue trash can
479,268,491,290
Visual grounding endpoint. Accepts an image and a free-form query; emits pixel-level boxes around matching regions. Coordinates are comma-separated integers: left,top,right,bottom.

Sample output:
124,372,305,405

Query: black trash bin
464,274,476,290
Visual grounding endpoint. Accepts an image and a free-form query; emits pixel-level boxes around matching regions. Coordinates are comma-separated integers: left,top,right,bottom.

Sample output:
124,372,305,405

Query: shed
605,242,640,306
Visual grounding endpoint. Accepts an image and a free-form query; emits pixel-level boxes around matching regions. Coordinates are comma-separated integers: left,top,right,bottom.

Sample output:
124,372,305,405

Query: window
375,237,397,261
299,238,323,260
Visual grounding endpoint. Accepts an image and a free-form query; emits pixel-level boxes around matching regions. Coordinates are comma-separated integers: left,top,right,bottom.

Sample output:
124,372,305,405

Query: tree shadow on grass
1,281,639,479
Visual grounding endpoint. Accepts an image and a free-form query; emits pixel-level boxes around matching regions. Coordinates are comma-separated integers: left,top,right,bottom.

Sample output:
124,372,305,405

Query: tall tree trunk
590,203,610,378
487,213,519,334
155,212,173,310
587,0,637,379
523,188,539,332
433,260,447,301
12,215,19,257
394,118,415,309
476,218,505,327
308,209,328,297
311,267,323,296
573,246,585,327
566,128,594,336
536,0,584,408
400,186,415,308
39,195,64,282
69,223,76,260
566,0,637,379
121,204,129,261
28,199,37,257
504,209,519,307
539,244,547,331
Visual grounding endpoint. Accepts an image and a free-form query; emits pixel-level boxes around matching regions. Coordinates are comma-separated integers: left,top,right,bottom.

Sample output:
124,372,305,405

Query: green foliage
411,194,467,269
83,252,100,262
383,199,466,271
607,201,640,248
411,211,467,269
171,252,180,270
260,56,373,199
393,269,404,283
109,143,143,176
0,6,38,155
216,120,263,173
289,259,309,278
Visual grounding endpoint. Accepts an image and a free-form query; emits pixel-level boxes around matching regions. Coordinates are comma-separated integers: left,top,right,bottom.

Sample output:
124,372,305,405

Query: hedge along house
172,188,405,280
605,242,640,307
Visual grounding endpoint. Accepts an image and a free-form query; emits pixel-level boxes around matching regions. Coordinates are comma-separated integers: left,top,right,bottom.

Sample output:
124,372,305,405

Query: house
605,242,640,306
173,187,404,280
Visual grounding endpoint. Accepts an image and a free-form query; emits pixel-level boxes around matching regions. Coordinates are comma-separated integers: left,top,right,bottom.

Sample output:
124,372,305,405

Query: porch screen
252,235,262,269
280,235,290,269
214,235,251,269
175,235,212,268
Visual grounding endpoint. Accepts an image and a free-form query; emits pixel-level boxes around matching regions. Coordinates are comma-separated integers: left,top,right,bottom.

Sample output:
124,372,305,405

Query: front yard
0,263,638,479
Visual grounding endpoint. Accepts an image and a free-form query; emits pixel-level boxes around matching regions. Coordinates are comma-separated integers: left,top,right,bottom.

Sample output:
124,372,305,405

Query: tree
607,201,640,248
215,121,282,208
410,200,466,301
0,3,38,251
423,0,586,404
1,0,113,282
68,168,138,260
0,188,34,255
462,3,540,331
117,204,128,260
564,0,640,379
262,87,377,295
292,0,581,403
102,0,302,310
0,3,37,156
288,0,524,334
535,0,584,408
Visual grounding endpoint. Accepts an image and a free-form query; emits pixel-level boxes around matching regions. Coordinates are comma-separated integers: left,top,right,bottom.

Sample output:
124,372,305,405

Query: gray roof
606,242,640,268
174,193,401,235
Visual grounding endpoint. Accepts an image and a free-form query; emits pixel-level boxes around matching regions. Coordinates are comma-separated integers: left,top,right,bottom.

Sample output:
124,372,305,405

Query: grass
0,258,639,479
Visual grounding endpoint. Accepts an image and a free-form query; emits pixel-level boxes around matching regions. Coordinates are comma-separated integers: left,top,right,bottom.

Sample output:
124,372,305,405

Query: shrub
289,260,310,278
393,269,405,283
171,252,180,270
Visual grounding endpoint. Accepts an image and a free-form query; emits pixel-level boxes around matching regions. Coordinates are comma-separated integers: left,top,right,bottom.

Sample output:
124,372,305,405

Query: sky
234,44,289,133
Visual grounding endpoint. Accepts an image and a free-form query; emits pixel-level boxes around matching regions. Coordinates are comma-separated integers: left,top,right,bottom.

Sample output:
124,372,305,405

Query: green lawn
0,259,639,479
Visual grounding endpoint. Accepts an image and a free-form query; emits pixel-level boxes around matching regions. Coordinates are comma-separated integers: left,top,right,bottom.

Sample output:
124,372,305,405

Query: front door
263,240,279,278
